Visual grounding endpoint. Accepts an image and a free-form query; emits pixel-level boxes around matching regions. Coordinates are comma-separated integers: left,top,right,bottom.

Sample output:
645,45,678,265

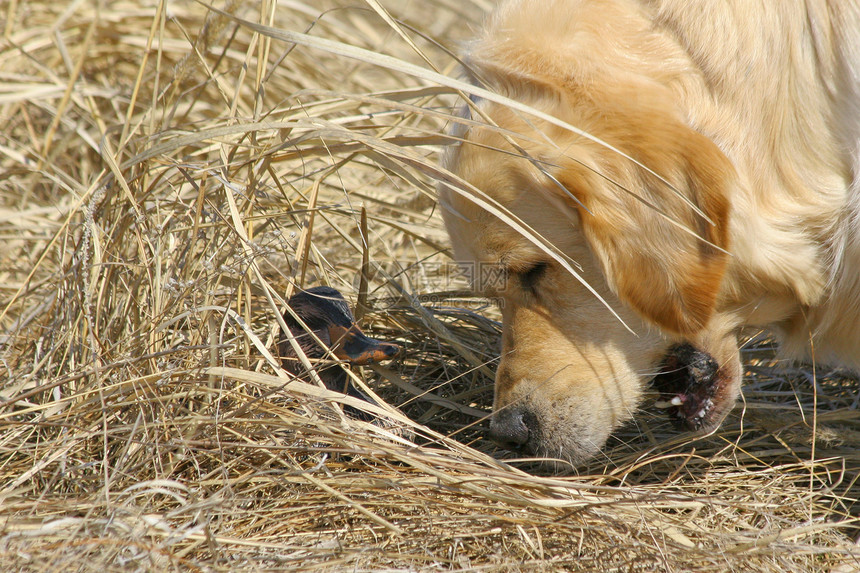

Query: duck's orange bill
327,324,400,365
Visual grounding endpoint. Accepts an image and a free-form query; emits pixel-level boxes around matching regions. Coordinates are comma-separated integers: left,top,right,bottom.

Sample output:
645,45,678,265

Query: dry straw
1,0,859,571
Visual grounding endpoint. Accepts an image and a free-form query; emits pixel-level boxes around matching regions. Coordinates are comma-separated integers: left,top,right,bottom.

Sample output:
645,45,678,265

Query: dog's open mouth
652,343,722,430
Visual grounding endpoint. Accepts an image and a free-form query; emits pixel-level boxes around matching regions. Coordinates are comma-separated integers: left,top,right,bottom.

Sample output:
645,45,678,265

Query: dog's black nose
488,408,531,451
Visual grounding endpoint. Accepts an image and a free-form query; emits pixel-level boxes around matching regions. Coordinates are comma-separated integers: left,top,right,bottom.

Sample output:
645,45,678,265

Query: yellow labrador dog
440,0,860,464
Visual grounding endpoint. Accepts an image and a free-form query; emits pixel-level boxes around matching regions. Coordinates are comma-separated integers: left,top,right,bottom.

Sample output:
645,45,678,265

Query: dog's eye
519,262,548,292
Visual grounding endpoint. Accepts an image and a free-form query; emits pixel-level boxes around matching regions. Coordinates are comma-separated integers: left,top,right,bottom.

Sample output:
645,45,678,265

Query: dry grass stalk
1,0,859,571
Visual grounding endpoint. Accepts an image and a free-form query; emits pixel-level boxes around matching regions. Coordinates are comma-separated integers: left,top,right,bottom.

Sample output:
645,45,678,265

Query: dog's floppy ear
553,95,733,336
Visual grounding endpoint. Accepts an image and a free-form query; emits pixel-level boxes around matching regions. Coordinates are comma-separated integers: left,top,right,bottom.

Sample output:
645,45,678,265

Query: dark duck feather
278,286,399,418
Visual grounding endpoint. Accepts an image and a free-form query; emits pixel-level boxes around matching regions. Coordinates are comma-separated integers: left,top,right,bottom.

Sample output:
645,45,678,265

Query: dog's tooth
697,409,707,419
670,396,684,406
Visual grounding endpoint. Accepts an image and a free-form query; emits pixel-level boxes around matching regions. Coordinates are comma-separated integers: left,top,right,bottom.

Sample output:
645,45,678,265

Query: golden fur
439,0,860,465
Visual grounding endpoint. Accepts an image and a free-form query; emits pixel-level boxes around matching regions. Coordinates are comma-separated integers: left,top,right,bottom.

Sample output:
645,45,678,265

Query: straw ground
2,1,860,570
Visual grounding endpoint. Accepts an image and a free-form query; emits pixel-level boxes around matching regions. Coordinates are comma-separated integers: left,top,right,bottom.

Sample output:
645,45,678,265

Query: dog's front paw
652,343,724,431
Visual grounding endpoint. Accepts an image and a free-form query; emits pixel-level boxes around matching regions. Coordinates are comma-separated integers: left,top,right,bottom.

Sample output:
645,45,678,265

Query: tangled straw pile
2,1,860,570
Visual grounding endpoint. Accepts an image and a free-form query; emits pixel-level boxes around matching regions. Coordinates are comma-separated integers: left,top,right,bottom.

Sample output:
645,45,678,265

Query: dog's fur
439,0,860,465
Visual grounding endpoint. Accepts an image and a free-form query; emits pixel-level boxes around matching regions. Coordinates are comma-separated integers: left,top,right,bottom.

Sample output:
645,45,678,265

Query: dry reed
1,0,859,571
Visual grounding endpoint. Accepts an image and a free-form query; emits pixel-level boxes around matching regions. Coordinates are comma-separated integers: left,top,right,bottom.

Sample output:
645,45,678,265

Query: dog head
440,37,741,464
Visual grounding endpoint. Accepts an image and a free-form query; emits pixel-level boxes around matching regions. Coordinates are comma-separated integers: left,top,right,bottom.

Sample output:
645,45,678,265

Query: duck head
278,286,400,387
